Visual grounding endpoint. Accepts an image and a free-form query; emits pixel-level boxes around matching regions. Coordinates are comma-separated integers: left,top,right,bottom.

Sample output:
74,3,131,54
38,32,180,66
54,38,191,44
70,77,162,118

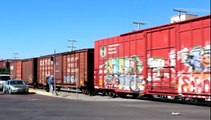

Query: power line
68,40,77,51
13,53,19,59
173,8,187,15
175,8,210,13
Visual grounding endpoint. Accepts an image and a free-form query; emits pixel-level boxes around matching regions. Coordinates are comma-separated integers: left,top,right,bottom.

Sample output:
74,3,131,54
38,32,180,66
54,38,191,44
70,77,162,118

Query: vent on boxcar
171,9,198,23
171,13,198,23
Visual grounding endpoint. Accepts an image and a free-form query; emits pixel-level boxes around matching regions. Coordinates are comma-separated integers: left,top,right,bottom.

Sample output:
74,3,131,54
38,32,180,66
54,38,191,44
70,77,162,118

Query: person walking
45,75,50,92
48,75,54,93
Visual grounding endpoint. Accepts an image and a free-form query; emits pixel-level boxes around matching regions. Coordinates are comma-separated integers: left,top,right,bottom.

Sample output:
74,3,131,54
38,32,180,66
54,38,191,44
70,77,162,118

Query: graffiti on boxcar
147,57,166,82
147,49,177,82
147,57,165,69
102,56,145,92
178,74,210,94
177,44,210,72
64,75,78,84
169,49,176,67
177,44,210,95
63,56,79,84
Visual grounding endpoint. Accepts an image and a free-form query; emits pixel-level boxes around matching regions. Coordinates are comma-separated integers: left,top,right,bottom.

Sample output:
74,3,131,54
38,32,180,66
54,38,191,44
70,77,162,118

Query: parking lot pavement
29,88,142,102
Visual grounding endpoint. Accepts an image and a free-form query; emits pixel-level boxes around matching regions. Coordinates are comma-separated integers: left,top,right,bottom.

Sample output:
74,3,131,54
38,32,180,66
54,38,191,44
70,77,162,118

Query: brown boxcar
62,49,94,93
37,53,62,87
0,60,10,74
37,49,94,93
94,15,210,101
10,60,22,80
0,60,7,68
21,58,37,85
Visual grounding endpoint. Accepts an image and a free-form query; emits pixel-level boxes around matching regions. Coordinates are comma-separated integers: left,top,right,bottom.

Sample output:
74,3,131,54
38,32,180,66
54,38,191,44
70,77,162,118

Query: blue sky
0,0,210,59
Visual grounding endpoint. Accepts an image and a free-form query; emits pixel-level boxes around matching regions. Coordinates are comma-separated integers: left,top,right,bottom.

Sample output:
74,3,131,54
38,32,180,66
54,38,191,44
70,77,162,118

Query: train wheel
102,91,107,96
85,89,88,94
196,98,205,103
88,90,94,96
174,96,181,100
108,91,116,98
118,93,127,98
57,87,61,92
81,88,86,94
132,94,139,98
93,90,98,95
145,94,154,99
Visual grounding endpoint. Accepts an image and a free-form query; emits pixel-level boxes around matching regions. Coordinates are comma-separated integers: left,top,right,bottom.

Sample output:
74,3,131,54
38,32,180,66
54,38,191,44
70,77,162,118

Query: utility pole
67,39,78,98
53,49,56,95
13,53,19,59
132,21,146,30
173,8,187,21
68,40,77,51
12,53,19,79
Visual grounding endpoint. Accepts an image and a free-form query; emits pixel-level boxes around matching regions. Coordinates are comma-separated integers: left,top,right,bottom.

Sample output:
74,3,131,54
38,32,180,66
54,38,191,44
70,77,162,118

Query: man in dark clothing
45,75,50,92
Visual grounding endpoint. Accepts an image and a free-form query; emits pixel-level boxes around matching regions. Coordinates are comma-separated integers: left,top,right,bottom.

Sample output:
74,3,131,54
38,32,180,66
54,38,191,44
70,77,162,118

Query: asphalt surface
0,89,210,120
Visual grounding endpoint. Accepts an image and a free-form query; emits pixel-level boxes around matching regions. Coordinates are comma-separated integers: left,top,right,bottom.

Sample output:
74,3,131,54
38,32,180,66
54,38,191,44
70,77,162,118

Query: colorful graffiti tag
103,56,145,92
177,44,210,72
178,74,210,94
177,44,210,95
146,44,210,98
147,57,166,81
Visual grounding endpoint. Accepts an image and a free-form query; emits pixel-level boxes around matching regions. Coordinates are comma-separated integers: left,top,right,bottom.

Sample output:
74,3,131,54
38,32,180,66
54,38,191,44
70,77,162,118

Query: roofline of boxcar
120,14,211,36
21,57,38,62
0,59,20,62
62,48,94,55
38,48,94,58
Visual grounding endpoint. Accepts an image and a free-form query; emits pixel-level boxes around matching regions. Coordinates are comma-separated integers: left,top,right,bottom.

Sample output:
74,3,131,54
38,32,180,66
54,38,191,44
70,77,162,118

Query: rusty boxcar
94,15,210,101
0,60,10,74
37,53,62,88
10,60,22,80
37,49,94,93
21,58,37,85
0,60,8,68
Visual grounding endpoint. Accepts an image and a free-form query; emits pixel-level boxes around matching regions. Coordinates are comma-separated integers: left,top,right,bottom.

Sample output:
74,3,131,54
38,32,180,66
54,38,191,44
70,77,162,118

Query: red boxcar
37,49,94,92
94,15,210,101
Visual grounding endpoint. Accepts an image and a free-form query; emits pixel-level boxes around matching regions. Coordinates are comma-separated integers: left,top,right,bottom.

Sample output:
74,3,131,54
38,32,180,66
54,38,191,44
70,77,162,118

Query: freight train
1,14,210,102
6,49,95,94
